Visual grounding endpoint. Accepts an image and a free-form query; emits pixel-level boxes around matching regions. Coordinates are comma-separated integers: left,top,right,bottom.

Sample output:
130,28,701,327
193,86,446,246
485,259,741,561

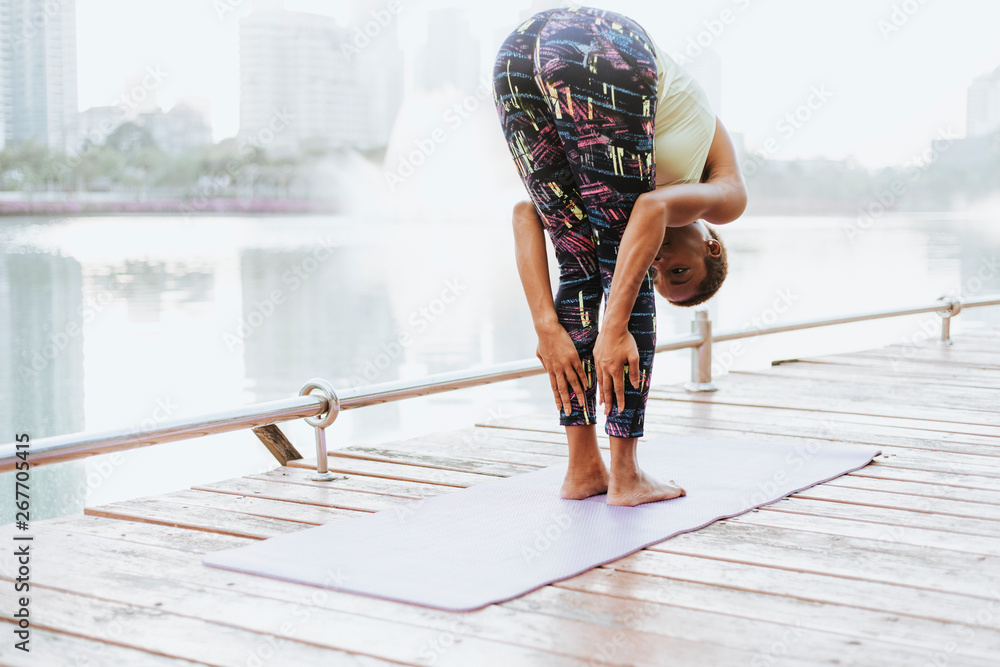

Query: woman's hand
535,322,589,417
594,325,640,416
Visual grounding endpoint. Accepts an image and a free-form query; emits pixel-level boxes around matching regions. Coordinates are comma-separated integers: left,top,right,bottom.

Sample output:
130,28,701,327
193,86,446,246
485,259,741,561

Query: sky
75,0,1000,170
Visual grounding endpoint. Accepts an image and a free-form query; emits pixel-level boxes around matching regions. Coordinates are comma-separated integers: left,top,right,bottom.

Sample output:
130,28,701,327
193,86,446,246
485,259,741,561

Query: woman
492,6,747,506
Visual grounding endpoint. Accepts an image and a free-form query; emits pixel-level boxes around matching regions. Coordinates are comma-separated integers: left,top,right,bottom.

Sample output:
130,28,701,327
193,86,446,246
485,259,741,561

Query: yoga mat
203,433,880,612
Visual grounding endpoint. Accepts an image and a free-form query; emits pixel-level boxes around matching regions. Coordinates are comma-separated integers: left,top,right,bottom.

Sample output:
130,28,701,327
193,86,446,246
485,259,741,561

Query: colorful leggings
492,7,659,438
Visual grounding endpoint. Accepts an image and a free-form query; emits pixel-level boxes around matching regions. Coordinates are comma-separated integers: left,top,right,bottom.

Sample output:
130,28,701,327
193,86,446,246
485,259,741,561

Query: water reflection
1,251,87,520
238,245,401,437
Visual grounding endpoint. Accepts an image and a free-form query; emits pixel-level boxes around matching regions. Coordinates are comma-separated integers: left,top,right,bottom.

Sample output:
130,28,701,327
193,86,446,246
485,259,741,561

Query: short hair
652,226,728,308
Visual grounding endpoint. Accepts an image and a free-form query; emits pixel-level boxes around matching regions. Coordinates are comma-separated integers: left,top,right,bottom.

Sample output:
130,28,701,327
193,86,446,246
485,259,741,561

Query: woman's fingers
566,362,587,415
546,368,563,415
555,372,572,416
600,367,612,415
615,363,626,417
629,349,641,391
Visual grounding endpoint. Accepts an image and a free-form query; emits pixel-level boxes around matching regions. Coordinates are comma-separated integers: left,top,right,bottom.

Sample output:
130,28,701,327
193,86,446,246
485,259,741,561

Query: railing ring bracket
299,378,340,429
935,295,963,319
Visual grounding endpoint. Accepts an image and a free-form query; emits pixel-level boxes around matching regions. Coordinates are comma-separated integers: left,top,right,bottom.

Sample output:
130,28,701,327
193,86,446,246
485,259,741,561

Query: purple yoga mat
203,433,881,611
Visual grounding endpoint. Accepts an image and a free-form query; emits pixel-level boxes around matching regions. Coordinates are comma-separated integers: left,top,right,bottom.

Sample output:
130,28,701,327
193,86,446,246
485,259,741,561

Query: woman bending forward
492,6,747,506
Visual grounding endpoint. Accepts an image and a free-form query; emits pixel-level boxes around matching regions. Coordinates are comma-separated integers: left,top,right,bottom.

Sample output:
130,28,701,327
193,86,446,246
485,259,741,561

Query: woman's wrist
533,313,562,336
600,312,631,334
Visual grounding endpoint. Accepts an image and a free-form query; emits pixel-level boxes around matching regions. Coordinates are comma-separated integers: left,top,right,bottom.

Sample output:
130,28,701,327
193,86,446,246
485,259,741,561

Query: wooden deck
3,331,1000,666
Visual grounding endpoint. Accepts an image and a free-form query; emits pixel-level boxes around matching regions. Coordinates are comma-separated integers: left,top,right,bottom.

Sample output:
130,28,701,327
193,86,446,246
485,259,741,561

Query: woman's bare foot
606,470,685,506
560,461,611,499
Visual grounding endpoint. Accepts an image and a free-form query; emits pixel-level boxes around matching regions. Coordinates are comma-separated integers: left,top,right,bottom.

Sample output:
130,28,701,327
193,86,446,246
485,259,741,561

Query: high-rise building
0,1,10,150
0,0,79,151
238,2,403,154
414,8,480,95
967,66,1000,138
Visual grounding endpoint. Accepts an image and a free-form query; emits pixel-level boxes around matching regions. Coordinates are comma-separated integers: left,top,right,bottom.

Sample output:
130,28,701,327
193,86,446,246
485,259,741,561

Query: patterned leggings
492,6,659,438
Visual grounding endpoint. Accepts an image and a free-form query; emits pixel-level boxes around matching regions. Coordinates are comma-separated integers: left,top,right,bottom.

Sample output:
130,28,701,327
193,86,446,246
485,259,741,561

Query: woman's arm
511,201,589,416
595,117,748,413
512,201,560,335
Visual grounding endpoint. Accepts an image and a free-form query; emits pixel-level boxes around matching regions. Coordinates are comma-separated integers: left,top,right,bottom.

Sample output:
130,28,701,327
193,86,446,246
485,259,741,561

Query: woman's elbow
712,181,748,225
512,200,538,226
729,183,749,221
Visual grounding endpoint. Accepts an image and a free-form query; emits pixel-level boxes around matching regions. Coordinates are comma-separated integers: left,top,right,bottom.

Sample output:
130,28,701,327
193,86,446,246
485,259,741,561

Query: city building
137,103,213,155
238,0,403,154
77,105,126,148
967,66,1000,138
0,0,79,151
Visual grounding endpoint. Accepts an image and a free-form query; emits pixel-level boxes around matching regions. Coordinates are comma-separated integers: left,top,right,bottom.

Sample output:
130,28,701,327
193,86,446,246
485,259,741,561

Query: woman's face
650,220,721,303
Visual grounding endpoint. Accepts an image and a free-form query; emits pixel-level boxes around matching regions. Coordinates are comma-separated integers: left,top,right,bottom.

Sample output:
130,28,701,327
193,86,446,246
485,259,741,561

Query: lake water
1,211,998,523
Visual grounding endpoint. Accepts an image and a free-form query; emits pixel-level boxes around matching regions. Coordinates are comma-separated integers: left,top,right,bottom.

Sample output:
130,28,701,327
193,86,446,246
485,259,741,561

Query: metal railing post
299,379,344,482
937,296,962,346
685,309,718,393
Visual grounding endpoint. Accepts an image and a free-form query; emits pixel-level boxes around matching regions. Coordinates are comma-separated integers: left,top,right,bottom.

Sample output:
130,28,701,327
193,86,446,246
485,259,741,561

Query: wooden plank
748,361,1000,391
862,455,1000,480
793,484,1000,522
727,510,1000,557
849,462,1000,492
607,550,1000,629
194,475,426,511
779,348,1000,372
763,496,1000,538
4,527,764,667
85,498,315,539
646,396,1000,444
407,427,572,455
157,489,367,525
728,366,1000,409
371,435,567,467
39,513,251,554
0,624,208,667
643,400,1000,452
648,385,1000,430
0,588,396,666
650,521,1000,599
287,456,496,487
851,347,1000,368
779,352,1000,382
330,445,541,476
650,377,1000,427
824,475,1000,505
247,465,453,499
252,423,303,465
550,568,1000,662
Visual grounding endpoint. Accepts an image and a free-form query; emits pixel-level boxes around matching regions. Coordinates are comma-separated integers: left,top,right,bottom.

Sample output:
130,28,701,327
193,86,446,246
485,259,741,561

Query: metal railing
2,293,997,478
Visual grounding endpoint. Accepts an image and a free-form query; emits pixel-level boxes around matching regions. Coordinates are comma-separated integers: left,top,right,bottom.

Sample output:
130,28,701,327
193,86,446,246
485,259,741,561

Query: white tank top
648,37,717,186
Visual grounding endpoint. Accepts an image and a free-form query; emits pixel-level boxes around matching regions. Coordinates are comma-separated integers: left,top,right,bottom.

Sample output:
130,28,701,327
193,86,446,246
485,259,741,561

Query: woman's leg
534,8,683,504
493,13,609,499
